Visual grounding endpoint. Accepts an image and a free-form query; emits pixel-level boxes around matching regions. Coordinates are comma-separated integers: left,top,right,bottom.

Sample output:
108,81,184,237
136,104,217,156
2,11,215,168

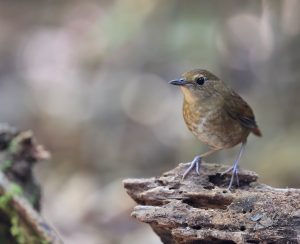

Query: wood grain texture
124,163,300,244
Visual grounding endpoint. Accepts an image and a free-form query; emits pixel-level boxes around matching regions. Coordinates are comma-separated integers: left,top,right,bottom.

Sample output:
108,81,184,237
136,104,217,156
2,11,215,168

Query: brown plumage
169,69,261,189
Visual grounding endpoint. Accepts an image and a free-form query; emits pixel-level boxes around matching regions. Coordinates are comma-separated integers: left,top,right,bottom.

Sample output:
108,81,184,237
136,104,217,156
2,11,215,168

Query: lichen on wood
124,162,300,244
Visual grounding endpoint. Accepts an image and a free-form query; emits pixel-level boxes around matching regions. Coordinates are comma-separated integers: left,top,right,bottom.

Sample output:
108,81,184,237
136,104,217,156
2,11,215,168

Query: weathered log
124,162,300,243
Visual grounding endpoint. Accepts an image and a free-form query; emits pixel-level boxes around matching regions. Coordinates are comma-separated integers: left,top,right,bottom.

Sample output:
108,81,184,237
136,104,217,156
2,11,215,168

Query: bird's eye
195,76,206,85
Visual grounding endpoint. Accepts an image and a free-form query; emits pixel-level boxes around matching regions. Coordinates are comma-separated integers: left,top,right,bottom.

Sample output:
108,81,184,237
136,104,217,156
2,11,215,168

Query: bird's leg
182,149,218,180
221,143,246,190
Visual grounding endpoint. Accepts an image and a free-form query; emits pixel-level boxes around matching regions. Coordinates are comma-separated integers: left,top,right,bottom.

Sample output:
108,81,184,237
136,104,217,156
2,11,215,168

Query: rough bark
124,162,300,244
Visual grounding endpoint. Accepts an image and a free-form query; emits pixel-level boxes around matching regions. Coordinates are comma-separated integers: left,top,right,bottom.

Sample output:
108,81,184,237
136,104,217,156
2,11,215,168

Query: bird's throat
180,87,199,104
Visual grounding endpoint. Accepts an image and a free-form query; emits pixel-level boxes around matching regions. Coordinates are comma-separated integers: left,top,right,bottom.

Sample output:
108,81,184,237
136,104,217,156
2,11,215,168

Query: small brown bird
169,69,261,189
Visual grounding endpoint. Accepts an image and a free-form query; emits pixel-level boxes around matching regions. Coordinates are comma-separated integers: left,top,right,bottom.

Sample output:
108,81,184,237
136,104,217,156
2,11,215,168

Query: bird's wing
224,91,262,137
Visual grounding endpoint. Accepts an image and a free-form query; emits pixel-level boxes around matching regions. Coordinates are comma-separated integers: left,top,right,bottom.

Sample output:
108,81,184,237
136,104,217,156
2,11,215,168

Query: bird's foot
182,155,201,180
220,165,233,175
221,165,239,190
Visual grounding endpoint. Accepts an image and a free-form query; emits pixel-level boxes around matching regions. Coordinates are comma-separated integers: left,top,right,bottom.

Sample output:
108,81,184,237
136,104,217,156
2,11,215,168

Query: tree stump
123,162,300,244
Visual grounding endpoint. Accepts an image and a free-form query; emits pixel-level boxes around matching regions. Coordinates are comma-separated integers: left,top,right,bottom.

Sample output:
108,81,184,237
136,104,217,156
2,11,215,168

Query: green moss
9,184,23,196
1,160,12,171
0,184,48,243
41,240,50,244
8,138,19,154
11,216,26,244
8,137,20,154
0,184,20,208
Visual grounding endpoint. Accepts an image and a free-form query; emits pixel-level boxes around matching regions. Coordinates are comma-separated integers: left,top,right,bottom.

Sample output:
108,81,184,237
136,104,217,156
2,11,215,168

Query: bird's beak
168,78,188,86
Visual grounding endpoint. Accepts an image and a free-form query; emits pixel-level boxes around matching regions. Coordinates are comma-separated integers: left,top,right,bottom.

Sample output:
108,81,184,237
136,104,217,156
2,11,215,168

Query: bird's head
169,69,222,103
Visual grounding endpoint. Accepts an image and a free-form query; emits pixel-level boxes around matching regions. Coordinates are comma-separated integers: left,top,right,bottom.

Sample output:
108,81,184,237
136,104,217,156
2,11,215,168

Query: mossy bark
0,124,62,244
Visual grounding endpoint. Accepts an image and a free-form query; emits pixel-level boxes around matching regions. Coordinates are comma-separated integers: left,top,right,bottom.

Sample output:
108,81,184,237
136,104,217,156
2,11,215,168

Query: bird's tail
251,127,262,137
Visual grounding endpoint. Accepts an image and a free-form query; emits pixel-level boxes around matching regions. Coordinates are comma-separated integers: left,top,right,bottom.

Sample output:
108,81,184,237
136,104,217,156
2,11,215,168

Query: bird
169,69,261,189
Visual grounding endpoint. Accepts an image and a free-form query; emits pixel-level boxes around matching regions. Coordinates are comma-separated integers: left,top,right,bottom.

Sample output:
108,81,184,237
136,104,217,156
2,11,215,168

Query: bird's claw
182,155,201,180
221,165,240,190
220,143,245,190
220,166,233,176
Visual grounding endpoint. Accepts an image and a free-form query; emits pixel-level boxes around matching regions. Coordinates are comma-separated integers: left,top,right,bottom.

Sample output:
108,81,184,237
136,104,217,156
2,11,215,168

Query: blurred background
0,0,299,243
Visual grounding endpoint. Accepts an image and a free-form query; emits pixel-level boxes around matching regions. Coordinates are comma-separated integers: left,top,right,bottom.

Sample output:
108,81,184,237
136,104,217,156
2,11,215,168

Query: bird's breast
182,101,249,149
